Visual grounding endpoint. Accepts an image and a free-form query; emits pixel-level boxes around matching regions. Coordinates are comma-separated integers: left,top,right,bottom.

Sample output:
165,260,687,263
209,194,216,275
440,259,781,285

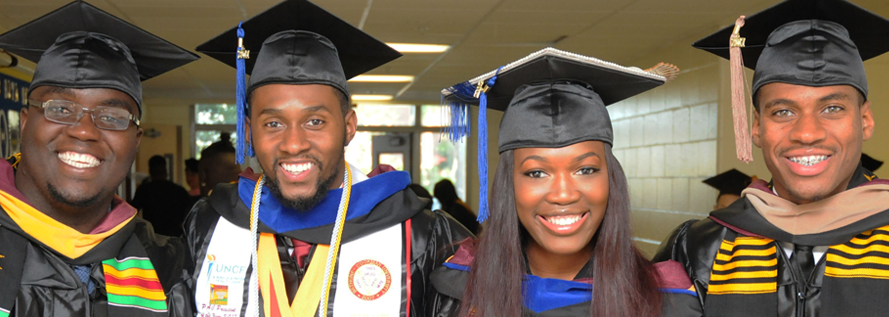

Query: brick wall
610,47,723,257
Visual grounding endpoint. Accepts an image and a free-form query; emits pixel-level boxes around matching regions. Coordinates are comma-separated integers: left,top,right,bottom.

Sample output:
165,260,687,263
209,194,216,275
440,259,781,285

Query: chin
540,239,590,256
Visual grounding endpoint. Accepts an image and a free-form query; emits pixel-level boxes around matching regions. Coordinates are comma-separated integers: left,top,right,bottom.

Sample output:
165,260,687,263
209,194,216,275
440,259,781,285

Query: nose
788,111,827,145
63,110,101,141
279,125,312,155
544,172,582,206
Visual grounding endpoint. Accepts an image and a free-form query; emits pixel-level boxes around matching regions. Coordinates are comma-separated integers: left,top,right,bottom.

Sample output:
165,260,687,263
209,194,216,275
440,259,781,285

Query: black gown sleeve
134,219,196,317
409,209,475,317
652,219,696,264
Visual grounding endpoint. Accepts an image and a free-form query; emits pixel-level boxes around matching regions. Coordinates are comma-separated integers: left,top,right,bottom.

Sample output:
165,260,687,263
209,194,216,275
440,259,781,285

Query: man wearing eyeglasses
0,2,199,316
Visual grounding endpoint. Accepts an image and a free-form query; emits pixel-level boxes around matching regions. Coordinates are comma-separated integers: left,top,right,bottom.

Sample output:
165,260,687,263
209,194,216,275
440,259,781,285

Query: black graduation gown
184,182,474,317
0,156,194,317
653,164,889,317
430,239,703,317
0,211,194,317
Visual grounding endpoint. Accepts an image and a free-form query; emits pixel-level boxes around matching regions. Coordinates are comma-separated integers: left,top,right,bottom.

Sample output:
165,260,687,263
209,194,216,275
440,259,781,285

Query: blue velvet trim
443,263,698,313
443,262,470,272
659,288,698,296
237,171,411,233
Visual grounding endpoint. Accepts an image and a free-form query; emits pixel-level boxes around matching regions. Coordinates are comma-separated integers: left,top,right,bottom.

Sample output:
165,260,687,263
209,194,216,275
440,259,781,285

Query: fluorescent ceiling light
348,75,414,82
351,94,393,101
387,43,449,53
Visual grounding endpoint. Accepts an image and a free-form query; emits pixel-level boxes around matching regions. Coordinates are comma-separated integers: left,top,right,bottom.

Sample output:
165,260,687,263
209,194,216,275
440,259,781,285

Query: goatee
266,164,340,211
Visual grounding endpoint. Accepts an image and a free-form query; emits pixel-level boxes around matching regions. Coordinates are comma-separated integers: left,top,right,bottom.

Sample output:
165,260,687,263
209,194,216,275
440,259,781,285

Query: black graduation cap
862,153,883,172
441,47,677,222
196,0,402,96
442,47,674,152
693,0,889,98
195,0,401,164
703,169,753,197
0,1,199,111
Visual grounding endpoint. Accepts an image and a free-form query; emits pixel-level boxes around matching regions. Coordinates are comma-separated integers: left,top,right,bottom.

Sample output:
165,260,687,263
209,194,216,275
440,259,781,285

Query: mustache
776,145,838,157
273,155,323,171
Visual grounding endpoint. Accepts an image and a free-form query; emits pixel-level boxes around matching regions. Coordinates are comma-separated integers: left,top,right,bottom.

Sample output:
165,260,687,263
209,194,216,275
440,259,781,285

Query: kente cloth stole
705,226,889,316
103,256,168,314
195,217,410,317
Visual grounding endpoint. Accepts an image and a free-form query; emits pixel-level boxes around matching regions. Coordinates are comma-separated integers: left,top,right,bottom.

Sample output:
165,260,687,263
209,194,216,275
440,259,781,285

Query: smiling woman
429,48,701,317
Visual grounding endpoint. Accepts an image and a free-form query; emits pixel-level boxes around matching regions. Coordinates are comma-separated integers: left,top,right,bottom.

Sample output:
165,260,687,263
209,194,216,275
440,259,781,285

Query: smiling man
0,2,199,317
653,0,889,316
185,1,472,316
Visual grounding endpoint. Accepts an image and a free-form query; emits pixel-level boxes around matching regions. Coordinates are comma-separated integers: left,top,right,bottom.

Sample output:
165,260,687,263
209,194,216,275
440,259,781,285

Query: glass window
193,104,238,159
344,131,385,173
420,132,467,201
378,153,405,170
355,104,415,127
195,130,237,159
421,105,449,127
195,104,237,125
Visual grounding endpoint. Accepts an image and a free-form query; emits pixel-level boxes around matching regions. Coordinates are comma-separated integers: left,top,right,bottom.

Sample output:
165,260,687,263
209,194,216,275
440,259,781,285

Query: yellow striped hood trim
708,236,778,295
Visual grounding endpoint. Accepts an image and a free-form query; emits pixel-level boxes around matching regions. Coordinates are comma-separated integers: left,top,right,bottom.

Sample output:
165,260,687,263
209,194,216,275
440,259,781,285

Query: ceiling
3,0,889,108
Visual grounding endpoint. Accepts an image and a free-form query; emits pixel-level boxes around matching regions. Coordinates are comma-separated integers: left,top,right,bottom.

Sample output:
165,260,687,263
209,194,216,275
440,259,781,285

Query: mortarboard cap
703,169,753,197
441,47,678,222
692,0,889,164
694,0,889,98
196,0,401,96
195,0,401,164
0,1,199,112
862,153,883,172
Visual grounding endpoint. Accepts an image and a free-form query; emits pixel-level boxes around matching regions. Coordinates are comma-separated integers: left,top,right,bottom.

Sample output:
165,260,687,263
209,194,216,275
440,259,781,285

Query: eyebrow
257,105,331,116
573,152,601,162
521,155,547,166
818,93,852,103
302,105,331,114
257,108,283,116
762,98,795,110
33,87,76,100
100,98,134,111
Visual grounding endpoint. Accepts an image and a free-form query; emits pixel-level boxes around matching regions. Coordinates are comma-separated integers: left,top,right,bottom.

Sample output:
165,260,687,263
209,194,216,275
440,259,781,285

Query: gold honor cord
246,165,353,317
318,164,352,317
248,174,264,317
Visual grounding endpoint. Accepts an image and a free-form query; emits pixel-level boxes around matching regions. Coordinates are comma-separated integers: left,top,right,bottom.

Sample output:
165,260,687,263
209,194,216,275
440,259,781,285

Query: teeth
281,162,313,174
789,155,828,167
58,152,100,168
544,214,583,226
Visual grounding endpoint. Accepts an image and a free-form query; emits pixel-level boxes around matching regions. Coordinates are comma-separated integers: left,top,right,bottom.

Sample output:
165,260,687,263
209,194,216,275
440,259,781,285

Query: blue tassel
443,101,470,142
441,81,479,142
235,22,250,165
476,66,504,223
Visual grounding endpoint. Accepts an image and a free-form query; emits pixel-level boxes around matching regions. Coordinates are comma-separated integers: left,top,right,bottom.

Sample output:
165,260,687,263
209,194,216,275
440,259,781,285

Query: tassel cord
236,22,251,164
476,66,504,223
248,175,264,317
729,16,753,163
318,164,352,317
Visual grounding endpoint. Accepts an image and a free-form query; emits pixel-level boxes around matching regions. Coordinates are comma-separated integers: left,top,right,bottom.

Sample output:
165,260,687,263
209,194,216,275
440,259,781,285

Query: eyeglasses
28,99,140,131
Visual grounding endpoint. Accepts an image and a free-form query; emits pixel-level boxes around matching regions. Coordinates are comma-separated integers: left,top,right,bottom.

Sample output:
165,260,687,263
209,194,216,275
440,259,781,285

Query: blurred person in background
132,155,192,237
435,179,478,234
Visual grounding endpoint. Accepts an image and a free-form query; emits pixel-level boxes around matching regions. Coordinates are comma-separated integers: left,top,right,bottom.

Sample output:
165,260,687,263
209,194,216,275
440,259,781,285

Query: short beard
266,163,340,211
47,182,102,208
785,187,825,204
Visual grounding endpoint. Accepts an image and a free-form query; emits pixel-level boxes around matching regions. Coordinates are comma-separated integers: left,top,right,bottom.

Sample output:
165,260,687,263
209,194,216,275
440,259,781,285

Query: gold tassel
729,16,753,163
645,62,680,82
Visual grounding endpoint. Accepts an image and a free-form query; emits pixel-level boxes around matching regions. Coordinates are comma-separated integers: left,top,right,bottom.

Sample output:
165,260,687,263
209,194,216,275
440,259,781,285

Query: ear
19,107,29,134
860,100,875,141
344,108,358,147
134,126,143,148
751,109,762,148
245,116,253,149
